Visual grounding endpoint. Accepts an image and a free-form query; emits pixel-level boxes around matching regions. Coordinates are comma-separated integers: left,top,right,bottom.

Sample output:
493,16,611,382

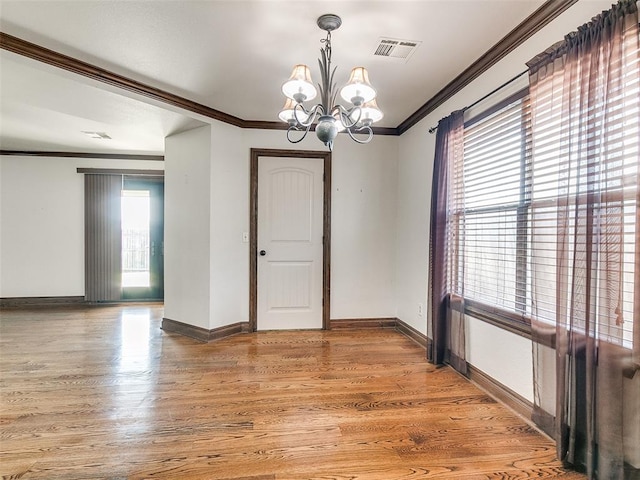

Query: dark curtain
85,174,122,302
427,110,466,375
528,1,639,478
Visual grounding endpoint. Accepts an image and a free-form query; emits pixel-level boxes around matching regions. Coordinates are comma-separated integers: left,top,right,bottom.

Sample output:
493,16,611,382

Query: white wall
394,0,614,399
164,125,212,330
466,319,534,402
241,129,399,321
0,155,163,297
0,124,399,329
179,125,400,327
395,124,435,335
161,122,399,329
209,121,247,329
329,135,398,319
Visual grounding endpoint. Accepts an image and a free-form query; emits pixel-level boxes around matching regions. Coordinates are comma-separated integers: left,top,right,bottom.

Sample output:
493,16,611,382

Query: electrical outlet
418,303,423,317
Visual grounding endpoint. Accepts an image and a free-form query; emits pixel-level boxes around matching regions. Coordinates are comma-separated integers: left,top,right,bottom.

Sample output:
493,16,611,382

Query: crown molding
397,0,578,134
0,150,164,161
76,168,164,176
1,1,576,137
242,119,398,136
0,32,244,127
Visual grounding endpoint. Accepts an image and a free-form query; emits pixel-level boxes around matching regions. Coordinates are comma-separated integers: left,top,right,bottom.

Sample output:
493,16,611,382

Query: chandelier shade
340,67,376,105
282,64,317,103
279,14,382,151
359,98,384,125
278,98,310,124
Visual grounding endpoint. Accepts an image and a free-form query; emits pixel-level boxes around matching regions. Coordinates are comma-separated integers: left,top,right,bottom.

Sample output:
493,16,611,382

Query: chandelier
279,14,383,151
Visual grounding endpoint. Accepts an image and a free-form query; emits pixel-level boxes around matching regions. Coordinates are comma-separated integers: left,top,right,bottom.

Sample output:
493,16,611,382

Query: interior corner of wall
623,373,640,467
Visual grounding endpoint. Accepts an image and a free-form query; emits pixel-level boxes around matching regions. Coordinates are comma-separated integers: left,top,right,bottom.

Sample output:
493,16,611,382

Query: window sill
464,299,532,340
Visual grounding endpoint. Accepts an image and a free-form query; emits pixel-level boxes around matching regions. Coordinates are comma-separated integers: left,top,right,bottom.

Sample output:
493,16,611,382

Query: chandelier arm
348,105,362,126
286,122,313,144
334,104,361,129
294,103,323,127
293,102,311,124
344,124,374,144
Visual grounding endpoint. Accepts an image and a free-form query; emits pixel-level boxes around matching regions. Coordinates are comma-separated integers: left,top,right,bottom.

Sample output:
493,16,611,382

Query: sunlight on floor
119,309,151,373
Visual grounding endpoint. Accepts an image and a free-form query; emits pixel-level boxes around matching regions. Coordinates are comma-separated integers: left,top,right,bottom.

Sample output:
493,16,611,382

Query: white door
257,156,324,330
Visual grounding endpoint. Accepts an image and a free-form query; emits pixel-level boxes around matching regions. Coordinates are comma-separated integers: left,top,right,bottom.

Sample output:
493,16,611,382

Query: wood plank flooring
0,305,585,479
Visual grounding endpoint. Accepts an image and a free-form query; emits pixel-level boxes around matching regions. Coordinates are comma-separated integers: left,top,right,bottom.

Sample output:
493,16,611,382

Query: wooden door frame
249,148,331,332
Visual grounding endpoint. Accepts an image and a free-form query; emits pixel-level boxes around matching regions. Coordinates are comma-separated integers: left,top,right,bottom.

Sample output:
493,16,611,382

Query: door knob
259,250,266,256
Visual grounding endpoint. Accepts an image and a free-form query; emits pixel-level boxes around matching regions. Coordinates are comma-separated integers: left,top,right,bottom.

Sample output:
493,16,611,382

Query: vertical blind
85,174,122,302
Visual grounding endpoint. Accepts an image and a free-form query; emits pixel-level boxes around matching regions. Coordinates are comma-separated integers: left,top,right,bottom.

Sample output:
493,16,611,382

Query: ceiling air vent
374,38,421,62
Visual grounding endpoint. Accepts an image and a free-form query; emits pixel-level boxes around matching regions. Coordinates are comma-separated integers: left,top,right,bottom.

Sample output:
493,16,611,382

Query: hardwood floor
0,305,584,479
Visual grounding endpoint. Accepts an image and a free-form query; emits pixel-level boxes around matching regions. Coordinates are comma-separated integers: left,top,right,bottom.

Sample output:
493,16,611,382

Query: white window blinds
528,17,639,349
456,93,531,323
454,15,638,351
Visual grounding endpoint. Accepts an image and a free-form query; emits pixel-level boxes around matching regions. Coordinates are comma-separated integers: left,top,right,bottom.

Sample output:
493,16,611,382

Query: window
452,91,532,329
121,190,151,288
527,29,639,349
453,87,638,348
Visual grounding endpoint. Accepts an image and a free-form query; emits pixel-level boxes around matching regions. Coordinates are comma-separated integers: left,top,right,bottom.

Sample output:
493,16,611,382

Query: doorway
249,149,331,331
121,177,164,300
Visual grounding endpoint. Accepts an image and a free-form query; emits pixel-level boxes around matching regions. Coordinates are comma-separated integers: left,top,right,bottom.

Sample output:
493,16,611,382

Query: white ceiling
0,50,205,153
0,0,550,155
